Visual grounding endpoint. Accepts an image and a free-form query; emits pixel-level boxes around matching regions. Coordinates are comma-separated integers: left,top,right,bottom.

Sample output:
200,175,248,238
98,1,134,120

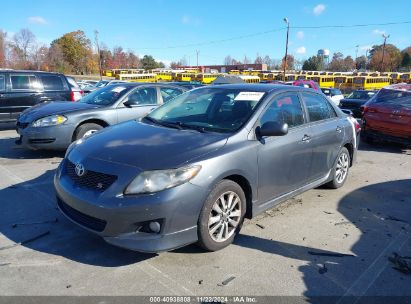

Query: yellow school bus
116,73,157,83
258,73,273,81
194,73,218,84
334,76,354,91
103,69,113,77
156,72,173,82
400,72,411,83
176,73,194,82
229,70,240,75
353,76,390,90
309,76,335,88
238,75,260,83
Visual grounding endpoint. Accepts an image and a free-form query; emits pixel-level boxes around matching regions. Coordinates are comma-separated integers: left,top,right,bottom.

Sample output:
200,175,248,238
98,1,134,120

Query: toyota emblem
75,163,86,177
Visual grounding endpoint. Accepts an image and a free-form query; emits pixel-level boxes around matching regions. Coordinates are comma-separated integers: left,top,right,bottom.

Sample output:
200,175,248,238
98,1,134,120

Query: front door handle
302,134,311,142
336,126,342,133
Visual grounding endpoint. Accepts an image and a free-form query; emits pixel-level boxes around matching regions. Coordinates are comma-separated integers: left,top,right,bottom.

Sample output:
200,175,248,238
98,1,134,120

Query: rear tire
197,180,246,251
326,147,350,189
74,123,103,141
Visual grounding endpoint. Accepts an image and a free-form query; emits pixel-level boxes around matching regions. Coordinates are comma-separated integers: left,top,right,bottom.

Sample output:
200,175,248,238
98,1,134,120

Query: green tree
302,56,322,70
401,48,411,70
140,55,161,70
355,55,367,70
51,30,93,74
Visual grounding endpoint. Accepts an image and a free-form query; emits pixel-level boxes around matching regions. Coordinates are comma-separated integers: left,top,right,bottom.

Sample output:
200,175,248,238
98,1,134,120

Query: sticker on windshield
234,92,265,101
111,86,126,93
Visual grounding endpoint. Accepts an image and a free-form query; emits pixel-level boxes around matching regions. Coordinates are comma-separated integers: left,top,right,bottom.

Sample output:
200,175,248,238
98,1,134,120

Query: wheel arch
71,118,110,142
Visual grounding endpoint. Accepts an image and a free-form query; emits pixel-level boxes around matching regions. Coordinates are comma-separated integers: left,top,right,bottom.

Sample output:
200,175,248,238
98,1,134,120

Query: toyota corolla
54,84,360,252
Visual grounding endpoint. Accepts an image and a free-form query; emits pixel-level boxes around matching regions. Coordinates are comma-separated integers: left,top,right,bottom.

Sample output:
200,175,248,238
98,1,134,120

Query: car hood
70,120,229,170
340,98,368,105
19,101,101,122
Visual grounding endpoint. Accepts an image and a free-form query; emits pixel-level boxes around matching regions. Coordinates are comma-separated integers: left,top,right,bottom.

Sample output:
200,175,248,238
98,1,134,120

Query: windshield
146,87,266,133
79,85,132,106
347,91,376,100
372,88,411,104
95,80,109,88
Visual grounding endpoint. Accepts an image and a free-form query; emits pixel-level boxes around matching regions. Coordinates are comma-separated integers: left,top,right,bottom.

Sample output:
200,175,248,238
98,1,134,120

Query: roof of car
207,83,315,93
0,69,63,75
384,83,411,92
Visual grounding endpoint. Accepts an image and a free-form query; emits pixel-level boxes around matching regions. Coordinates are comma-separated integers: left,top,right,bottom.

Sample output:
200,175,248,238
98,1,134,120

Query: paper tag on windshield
234,92,265,101
112,86,126,93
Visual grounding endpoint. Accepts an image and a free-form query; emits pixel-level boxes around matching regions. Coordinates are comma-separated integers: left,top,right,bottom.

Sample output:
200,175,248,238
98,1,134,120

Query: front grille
65,161,117,191
57,198,106,232
16,121,29,129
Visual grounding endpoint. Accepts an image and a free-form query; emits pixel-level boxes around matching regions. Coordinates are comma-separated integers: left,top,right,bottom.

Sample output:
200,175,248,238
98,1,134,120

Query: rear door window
302,92,336,122
39,75,65,91
10,74,42,90
127,87,158,105
0,74,5,91
160,87,184,103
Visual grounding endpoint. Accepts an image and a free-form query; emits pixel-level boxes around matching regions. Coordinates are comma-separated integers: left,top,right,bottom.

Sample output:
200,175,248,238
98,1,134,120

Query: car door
0,73,9,121
7,73,44,119
257,92,313,204
301,92,344,181
116,86,159,122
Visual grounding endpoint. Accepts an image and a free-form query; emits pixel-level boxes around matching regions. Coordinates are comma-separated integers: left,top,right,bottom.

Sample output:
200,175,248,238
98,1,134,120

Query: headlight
124,165,201,195
32,115,67,127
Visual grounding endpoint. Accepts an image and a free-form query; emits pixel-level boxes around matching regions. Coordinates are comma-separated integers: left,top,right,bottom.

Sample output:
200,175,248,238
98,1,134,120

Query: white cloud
296,31,304,39
28,16,48,25
373,29,386,35
296,46,307,55
181,15,200,26
313,4,326,16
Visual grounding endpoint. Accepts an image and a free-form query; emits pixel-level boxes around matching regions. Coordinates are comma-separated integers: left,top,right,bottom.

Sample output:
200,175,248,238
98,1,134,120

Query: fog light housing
149,221,161,233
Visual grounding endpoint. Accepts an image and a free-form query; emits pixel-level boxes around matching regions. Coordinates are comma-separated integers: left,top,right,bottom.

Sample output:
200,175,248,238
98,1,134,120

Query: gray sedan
54,84,360,252
16,83,186,150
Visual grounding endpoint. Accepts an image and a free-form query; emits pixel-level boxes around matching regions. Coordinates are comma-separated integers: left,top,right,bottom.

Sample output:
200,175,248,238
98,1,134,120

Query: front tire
197,180,246,251
326,147,350,189
74,123,103,141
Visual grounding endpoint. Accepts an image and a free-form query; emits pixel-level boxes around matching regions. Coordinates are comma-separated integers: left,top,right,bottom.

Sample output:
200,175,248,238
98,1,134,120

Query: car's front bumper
16,124,74,150
54,158,208,252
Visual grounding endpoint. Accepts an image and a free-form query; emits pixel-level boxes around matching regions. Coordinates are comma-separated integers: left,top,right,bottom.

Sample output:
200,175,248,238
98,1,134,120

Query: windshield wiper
143,117,183,130
175,122,207,133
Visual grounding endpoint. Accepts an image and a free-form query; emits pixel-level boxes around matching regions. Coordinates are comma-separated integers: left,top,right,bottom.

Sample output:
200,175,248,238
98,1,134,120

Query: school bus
308,76,335,88
258,73,273,81
334,76,354,92
228,70,240,75
238,75,260,83
116,73,157,83
387,73,403,84
103,69,113,77
176,73,195,82
400,72,411,83
194,73,218,84
155,72,173,82
353,76,390,90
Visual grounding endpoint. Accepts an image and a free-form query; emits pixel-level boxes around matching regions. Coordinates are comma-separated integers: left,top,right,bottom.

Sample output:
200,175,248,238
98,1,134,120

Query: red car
361,84,411,145
292,80,321,91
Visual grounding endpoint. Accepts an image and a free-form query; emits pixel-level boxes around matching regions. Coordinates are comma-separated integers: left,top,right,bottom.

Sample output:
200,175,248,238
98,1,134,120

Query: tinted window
127,87,157,105
372,88,411,104
260,93,305,128
0,74,5,91
10,75,42,90
80,85,132,106
302,93,335,122
40,75,65,90
160,87,183,103
66,77,80,89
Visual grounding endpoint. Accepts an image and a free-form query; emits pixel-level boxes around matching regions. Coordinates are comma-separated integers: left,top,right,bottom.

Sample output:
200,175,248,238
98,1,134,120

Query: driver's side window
260,93,305,128
126,87,158,106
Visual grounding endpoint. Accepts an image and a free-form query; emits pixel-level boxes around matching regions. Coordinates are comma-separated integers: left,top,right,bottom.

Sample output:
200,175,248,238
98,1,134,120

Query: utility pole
283,18,290,81
381,34,390,72
94,30,103,80
196,50,199,69
355,45,359,70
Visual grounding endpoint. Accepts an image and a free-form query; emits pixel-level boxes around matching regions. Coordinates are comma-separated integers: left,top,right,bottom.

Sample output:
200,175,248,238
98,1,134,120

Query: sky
1,0,410,66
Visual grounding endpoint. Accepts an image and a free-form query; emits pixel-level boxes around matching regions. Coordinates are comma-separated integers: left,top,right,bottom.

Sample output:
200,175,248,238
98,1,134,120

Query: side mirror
341,109,353,116
257,122,288,137
123,100,134,108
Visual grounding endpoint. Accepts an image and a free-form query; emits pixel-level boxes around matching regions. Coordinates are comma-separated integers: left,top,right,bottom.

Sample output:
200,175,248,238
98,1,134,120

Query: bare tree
224,55,232,65
243,55,250,64
12,28,36,66
254,53,263,64
31,43,48,70
0,30,7,67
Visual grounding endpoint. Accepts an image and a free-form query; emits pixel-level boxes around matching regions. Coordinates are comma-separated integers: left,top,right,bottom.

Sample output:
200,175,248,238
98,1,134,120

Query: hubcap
208,191,242,242
336,152,349,183
83,129,98,138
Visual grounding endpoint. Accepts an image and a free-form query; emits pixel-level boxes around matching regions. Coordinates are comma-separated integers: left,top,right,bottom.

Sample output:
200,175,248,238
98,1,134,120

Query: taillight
70,91,75,102
354,119,361,133
70,91,83,102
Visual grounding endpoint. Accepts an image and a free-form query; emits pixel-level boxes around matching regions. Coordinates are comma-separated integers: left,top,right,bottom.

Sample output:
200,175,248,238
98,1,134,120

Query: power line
134,20,410,51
